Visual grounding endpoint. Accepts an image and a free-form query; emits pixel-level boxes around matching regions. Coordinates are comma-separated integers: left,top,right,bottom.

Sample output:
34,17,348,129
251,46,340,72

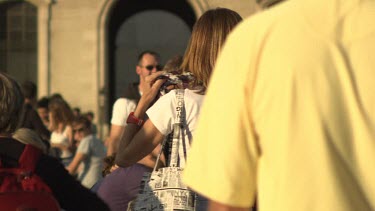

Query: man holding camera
106,50,162,156
98,51,163,211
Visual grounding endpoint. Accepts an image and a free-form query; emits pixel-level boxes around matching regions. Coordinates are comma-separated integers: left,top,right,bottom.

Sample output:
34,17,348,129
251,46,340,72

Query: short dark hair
137,50,160,65
21,80,37,100
73,116,91,130
85,111,94,119
37,97,49,109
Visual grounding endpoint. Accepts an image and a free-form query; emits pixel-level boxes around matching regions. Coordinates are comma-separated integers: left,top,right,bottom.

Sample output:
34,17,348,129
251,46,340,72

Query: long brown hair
48,98,74,131
180,8,242,90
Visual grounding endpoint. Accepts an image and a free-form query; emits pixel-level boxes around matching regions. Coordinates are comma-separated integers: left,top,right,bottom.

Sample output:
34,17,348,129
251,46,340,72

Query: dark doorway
107,0,196,122
0,1,37,84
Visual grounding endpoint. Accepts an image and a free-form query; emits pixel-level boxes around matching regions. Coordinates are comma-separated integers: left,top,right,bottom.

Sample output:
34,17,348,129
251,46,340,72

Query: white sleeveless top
51,127,72,158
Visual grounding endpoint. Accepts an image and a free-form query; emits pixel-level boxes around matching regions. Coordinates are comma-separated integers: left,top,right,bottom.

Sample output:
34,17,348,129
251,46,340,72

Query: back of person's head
73,107,80,113
37,97,49,109
180,8,242,89
0,73,24,134
49,93,64,102
21,80,37,100
48,98,74,131
137,50,160,65
163,55,183,74
84,111,94,121
13,128,48,154
73,115,92,131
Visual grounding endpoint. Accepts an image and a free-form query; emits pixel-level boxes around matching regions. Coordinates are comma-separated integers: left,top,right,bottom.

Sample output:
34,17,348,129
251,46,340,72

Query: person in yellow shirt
183,0,375,210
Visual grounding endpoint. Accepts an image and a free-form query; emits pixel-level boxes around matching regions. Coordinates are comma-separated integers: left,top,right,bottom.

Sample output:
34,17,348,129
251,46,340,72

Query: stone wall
1,0,259,138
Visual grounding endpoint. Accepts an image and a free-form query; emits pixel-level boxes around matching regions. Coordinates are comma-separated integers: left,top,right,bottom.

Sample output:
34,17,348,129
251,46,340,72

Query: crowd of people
0,74,110,211
1,0,375,210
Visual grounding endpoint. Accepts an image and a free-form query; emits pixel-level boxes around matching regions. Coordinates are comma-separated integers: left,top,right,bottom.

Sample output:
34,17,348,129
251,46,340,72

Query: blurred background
0,0,259,139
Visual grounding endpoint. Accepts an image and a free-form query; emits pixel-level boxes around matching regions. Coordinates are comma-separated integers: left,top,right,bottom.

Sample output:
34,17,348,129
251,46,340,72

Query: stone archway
96,0,208,133
112,10,193,101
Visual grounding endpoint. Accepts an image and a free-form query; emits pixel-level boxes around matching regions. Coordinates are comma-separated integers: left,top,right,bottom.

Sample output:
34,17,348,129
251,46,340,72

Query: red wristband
126,112,144,126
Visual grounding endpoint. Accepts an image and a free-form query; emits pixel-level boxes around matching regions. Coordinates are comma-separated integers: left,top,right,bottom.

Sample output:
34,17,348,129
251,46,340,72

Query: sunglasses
73,127,85,133
140,65,163,71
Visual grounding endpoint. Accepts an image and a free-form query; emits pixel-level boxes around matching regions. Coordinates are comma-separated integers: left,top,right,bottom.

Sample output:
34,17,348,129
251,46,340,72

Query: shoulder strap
152,89,186,171
18,145,42,172
170,89,185,167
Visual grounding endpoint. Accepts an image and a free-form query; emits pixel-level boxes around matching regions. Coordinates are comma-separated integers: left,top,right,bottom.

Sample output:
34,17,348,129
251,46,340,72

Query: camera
157,72,194,95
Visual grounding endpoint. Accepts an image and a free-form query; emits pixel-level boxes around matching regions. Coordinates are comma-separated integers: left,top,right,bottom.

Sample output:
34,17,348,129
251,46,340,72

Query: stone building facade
0,0,259,138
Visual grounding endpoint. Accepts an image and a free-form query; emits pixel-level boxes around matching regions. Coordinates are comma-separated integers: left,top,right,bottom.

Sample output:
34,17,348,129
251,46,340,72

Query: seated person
67,116,106,188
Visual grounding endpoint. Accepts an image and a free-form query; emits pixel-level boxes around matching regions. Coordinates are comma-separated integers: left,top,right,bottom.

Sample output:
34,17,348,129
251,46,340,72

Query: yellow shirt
183,0,375,210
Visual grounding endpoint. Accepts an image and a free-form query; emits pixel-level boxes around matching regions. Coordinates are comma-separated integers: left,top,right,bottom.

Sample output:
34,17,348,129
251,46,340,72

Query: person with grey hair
13,128,48,154
0,72,110,211
0,74,24,136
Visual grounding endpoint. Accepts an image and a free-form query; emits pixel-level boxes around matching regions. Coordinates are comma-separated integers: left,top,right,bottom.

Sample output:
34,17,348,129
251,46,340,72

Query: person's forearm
115,73,166,167
66,153,85,175
115,95,160,167
115,99,148,167
115,123,140,167
132,97,149,122
106,136,118,156
51,143,68,150
66,165,75,175
117,93,152,149
66,161,78,175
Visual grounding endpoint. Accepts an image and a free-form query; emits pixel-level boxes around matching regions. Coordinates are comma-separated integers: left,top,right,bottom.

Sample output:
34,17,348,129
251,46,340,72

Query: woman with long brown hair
116,7,242,167
49,98,75,166
115,8,242,210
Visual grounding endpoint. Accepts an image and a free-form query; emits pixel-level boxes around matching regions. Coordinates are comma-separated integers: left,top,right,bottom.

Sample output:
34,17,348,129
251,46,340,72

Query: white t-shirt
146,89,204,141
110,98,138,126
50,127,72,158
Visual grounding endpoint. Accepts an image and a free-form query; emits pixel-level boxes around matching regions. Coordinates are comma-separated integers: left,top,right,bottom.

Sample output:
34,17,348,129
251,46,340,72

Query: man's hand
135,72,167,118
